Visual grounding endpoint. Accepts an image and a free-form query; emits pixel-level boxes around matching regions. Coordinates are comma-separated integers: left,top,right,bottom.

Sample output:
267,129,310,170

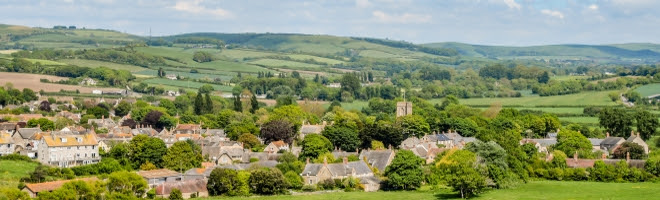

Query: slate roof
201,129,225,136
626,135,641,143
155,179,207,195
16,128,41,139
301,161,373,177
300,125,324,134
0,122,17,131
601,137,624,145
529,138,557,147
137,169,182,179
359,150,394,172
588,138,604,146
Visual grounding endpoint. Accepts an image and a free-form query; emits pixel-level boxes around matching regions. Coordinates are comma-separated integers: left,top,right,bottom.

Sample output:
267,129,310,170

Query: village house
12,126,43,158
165,74,178,80
201,141,246,165
626,131,649,154
263,140,289,154
0,122,18,135
173,123,203,134
22,177,97,198
38,133,100,167
154,179,208,199
299,121,327,140
138,169,184,189
301,157,381,192
0,132,15,156
600,133,625,152
79,77,97,86
87,116,117,129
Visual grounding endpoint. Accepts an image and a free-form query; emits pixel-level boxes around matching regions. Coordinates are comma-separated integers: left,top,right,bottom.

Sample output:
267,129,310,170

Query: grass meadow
0,160,39,189
198,181,660,200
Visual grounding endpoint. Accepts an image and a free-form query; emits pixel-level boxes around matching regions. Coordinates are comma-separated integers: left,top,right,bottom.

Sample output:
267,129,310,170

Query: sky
2,0,660,46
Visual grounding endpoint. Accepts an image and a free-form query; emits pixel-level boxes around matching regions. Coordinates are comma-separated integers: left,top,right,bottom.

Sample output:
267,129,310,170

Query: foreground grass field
0,160,39,189
199,181,660,200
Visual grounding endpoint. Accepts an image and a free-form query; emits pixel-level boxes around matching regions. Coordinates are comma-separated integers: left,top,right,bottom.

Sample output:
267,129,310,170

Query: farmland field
454,90,618,106
249,58,323,69
0,72,120,93
200,181,660,200
0,160,39,189
559,116,599,124
142,78,233,92
634,83,660,97
24,58,66,65
58,59,146,72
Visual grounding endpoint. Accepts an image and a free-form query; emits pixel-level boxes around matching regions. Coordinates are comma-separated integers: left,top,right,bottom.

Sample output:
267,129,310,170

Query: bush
248,169,289,195
0,154,35,162
548,168,565,181
301,185,318,192
284,171,303,190
342,177,363,191
318,179,336,190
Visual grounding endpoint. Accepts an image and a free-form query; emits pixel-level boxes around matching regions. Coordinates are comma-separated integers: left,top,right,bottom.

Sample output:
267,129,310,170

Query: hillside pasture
0,160,39,189
24,58,66,65
0,72,119,93
249,58,323,70
58,59,146,72
635,83,660,97
141,78,232,92
454,90,618,106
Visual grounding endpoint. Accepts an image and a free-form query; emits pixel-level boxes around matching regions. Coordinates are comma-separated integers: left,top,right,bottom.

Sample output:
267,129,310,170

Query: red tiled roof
24,177,97,193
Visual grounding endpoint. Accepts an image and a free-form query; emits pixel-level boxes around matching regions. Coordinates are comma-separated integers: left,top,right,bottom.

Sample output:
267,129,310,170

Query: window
91,153,96,158
92,146,96,149
77,146,80,150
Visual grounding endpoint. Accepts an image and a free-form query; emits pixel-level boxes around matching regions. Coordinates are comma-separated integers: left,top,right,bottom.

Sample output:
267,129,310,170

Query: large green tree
436,150,487,199
207,168,240,196
114,101,132,117
162,141,203,172
322,125,360,152
260,119,296,144
599,107,633,137
248,169,288,195
384,150,424,190
554,129,592,157
299,134,333,160
635,110,659,140
128,135,167,169
107,171,148,198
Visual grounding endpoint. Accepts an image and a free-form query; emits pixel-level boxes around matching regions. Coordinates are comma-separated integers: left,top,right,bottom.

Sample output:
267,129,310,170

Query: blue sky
2,0,660,46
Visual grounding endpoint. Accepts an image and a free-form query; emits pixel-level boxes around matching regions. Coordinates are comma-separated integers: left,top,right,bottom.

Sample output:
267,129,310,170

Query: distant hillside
424,42,660,63
0,24,142,50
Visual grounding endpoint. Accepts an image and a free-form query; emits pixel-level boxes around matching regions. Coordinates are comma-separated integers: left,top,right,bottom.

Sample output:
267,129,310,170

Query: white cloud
588,4,598,11
541,9,564,19
503,0,521,10
172,0,232,18
372,10,431,24
355,0,371,8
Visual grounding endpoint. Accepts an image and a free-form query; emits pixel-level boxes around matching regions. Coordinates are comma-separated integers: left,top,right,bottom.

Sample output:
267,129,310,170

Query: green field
635,83,660,97
551,75,590,81
559,116,599,124
0,160,39,188
58,59,146,72
142,78,233,92
454,90,618,106
24,58,66,65
249,59,323,69
517,107,585,115
199,181,660,200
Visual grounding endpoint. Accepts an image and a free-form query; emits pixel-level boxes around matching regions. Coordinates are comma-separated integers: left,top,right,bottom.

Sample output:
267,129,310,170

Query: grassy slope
199,181,660,200
453,90,618,106
634,83,660,97
57,59,146,72
0,160,39,188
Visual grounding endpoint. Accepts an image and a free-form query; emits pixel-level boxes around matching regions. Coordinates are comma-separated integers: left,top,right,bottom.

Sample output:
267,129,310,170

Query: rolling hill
424,42,660,63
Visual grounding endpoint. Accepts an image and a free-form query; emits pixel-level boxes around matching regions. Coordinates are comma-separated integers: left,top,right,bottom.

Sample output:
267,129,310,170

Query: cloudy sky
2,0,659,46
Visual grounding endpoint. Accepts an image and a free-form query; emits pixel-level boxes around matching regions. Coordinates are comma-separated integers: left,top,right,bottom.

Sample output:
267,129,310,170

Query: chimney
388,144,392,150
102,115,104,121
323,157,328,166
637,132,640,137
606,132,610,138
306,157,310,164
631,130,635,137
428,143,432,150
573,151,578,161
601,153,607,160
626,152,630,162
343,157,348,165
37,123,41,130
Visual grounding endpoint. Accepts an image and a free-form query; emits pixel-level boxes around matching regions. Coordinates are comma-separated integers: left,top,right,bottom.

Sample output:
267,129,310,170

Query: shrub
318,179,336,190
301,185,317,192
342,177,363,192
284,171,304,190
548,168,564,181
248,169,289,195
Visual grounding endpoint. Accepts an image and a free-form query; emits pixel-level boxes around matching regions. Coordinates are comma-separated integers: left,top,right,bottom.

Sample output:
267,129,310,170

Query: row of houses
520,131,649,156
